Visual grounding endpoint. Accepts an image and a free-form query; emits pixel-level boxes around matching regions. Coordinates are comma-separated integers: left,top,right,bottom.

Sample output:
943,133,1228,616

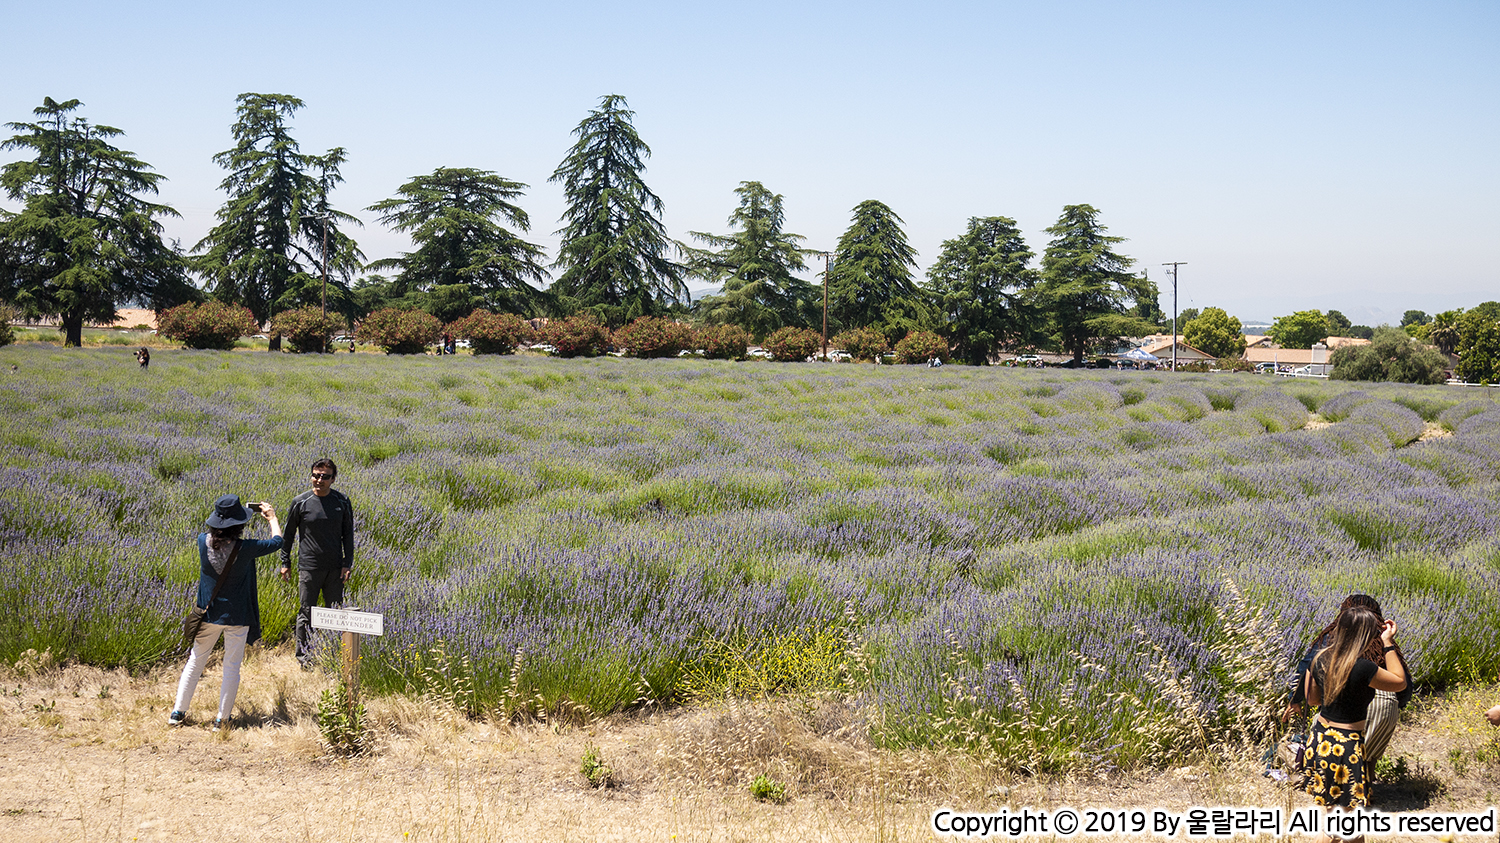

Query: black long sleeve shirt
280,488,354,571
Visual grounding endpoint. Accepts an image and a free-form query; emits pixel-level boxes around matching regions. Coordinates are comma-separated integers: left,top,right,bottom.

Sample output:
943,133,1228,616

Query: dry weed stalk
1083,574,1290,769
934,631,1088,777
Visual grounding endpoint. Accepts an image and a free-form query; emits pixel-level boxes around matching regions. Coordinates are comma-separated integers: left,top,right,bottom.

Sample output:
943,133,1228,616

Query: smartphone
248,502,265,514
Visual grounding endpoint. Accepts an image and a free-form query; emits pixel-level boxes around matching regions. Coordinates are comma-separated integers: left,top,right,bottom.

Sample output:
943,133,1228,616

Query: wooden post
341,630,360,712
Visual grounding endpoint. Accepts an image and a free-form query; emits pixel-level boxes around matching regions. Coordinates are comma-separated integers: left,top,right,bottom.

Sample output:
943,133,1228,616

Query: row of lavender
2,347,1497,763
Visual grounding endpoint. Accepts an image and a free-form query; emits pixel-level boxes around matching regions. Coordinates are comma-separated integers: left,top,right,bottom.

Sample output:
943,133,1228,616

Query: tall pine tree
550,95,683,326
367,167,550,317
1037,204,1155,363
683,181,816,337
925,216,1037,366
827,199,928,340
194,93,362,344
0,97,189,346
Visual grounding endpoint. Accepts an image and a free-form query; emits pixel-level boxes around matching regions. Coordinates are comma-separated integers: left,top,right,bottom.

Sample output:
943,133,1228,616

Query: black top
280,488,354,570
1290,636,1411,709
1314,657,1379,724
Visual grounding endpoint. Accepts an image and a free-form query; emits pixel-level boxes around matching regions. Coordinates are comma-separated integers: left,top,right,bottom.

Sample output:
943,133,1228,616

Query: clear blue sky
4,0,1496,326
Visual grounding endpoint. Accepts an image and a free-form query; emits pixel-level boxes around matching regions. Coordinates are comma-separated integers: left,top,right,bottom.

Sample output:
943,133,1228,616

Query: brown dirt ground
1,647,1497,842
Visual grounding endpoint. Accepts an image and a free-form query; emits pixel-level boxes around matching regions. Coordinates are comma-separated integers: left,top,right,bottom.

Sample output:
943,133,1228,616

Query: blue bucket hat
205,494,251,529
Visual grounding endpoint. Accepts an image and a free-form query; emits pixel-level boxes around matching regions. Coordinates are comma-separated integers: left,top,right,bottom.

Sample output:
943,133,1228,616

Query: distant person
1302,606,1406,836
280,459,354,667
171,495,282,729
348,339,356,353
1286,594,1410,770
135,347,150,369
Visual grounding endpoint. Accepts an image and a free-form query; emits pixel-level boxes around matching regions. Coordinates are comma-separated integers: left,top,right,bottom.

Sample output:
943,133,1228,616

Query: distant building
1243,336,1369,373
1137,335,1217,364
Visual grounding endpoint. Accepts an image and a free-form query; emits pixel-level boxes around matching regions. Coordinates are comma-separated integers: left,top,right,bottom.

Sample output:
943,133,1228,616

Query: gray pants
295,567,345,661
1362,689,1401,769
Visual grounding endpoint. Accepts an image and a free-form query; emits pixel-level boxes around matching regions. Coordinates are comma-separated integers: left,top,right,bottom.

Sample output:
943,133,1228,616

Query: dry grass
1,647,1497,842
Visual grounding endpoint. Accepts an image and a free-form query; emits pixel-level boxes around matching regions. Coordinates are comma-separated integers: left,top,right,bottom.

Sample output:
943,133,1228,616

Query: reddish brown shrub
158,302,259,350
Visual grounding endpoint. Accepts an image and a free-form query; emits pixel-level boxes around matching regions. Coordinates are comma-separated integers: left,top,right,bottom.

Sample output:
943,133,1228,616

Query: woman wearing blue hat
170,494,283,729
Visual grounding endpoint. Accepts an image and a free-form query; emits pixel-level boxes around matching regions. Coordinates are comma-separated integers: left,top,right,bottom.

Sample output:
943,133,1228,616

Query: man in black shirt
280,458,354,666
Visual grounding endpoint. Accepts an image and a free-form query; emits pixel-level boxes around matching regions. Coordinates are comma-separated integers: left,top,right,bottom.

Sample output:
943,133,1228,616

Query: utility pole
316,177,332,352
818,251,833,360
321,216,329,321
1162,262,1186,371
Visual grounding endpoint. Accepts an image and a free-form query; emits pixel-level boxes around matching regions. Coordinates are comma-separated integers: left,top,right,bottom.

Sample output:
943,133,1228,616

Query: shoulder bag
181,540,242,649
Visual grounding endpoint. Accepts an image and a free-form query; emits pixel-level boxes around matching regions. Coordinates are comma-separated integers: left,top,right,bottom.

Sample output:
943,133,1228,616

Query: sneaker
212,718,227,732
168,710,186,726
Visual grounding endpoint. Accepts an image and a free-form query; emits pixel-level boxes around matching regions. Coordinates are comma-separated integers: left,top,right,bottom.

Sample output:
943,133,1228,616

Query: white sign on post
310,606,384,636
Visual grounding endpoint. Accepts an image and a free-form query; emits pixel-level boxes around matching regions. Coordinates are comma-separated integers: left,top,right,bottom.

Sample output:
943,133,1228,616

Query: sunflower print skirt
1301,721,1367,808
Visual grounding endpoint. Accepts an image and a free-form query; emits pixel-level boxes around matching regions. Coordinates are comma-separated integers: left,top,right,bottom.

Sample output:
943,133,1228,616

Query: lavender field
3,346,1499,768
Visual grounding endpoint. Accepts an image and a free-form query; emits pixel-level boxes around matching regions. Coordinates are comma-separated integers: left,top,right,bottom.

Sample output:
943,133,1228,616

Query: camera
248,502,264,514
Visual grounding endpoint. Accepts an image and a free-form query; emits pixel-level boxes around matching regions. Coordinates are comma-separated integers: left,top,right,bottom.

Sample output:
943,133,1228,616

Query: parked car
1254,362,1277,373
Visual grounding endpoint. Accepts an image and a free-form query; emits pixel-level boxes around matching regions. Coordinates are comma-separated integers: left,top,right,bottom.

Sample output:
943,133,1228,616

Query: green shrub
894,329,949,364
749,774,788,804
357,307,443,354
157,302,259,350
613,316,695,358
831,327,889,362
447,310,534,354
697,324,750,360
762,326,821,362
317,679,373,756
270,306,342,353
538,314,610,358
580,742,615,788
1330,327,1448,384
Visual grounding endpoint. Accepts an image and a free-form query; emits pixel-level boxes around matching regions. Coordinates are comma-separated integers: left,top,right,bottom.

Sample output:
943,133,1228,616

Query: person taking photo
170,495,282,728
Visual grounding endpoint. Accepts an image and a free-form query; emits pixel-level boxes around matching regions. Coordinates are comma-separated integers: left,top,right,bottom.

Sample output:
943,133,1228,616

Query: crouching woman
1302,605,1406,842
169,495,283,729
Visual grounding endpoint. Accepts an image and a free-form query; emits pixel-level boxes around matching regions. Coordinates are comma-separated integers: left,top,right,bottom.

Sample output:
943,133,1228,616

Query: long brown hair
1311,594,1387,666
1313,605,1383,704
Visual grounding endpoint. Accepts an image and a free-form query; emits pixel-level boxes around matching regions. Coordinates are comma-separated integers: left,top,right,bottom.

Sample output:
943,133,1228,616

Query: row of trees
5,93,1495,380
690,192,1163,366
0,94,1161,364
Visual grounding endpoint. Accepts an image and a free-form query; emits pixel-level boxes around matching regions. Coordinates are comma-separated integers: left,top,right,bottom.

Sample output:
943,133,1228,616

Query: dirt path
2,653,1497,842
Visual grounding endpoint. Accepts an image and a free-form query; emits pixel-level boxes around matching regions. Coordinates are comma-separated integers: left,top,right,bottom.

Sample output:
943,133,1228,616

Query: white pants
174,622,249,720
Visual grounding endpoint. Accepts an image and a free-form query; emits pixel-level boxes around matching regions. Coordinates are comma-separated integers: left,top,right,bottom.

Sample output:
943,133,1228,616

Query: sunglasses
311,473,335,481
